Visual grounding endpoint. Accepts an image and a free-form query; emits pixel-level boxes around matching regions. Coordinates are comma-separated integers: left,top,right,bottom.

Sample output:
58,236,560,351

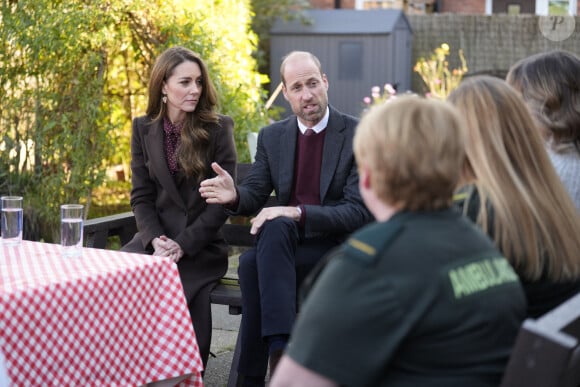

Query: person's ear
359,165,372,190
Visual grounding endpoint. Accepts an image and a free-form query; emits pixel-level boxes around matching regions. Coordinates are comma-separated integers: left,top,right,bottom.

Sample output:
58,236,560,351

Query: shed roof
270,9,411,35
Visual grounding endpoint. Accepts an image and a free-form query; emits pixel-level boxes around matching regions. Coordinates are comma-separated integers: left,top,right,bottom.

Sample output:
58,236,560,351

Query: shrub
414,43,468,100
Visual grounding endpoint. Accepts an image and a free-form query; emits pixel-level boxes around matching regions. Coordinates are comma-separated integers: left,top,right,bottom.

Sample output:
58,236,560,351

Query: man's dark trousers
237,217,338,377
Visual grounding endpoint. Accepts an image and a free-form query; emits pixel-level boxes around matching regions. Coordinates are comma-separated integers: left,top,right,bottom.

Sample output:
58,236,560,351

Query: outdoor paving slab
204,304,241,387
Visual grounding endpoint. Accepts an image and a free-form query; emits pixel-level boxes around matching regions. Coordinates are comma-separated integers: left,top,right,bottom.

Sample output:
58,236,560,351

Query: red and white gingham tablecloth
0,240,204,387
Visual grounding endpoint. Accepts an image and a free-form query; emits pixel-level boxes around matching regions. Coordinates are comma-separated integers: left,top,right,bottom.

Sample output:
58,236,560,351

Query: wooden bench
83,163,272,387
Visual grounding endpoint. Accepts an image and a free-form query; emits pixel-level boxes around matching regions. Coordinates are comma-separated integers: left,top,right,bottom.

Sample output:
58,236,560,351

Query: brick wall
309,0,355,8
438,1,580,14
309,0,433,10
308,0,579,13
309,0,334,8
439,0,485,13
309,0,466,11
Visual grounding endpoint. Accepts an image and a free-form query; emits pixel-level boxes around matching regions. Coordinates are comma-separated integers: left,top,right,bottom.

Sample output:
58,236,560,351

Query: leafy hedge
0,0,269,242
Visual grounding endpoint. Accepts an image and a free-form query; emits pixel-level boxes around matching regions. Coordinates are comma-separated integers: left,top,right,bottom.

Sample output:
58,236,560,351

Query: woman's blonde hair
147,46,219,180
448,76,580,281
354,96,465,211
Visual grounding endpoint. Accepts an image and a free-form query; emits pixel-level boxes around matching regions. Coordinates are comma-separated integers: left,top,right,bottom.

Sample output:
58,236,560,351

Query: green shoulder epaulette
343,219,406,265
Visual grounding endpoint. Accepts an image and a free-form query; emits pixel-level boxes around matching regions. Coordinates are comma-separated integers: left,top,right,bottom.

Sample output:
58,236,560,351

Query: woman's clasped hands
152,235,184,262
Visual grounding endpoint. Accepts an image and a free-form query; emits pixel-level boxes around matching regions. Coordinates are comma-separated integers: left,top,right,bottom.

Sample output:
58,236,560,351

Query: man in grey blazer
200,51,372,386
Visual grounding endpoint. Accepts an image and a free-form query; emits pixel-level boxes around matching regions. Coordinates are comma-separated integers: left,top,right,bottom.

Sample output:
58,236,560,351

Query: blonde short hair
353,96,465,211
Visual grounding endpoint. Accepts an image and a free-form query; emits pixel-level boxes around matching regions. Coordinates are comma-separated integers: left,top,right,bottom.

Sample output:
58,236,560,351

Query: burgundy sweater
289,130,326,206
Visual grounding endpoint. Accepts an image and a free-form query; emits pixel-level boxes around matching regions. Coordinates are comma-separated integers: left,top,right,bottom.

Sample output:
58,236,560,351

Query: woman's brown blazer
122,114,237,293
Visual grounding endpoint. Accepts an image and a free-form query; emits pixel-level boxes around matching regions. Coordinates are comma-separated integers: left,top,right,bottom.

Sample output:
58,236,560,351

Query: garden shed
269,9,413,118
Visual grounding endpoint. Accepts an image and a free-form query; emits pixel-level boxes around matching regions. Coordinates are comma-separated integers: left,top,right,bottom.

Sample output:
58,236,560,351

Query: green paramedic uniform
286,209,526,387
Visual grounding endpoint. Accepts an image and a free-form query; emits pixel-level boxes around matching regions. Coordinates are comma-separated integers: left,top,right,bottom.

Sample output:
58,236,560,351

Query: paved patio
204,304,240,387
204,255,242,386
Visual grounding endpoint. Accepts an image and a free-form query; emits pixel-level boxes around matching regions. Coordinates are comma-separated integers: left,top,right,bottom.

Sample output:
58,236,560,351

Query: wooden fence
407,14,580,92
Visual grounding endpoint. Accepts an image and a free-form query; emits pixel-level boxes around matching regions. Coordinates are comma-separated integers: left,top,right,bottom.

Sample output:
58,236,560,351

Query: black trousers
236,217,338,378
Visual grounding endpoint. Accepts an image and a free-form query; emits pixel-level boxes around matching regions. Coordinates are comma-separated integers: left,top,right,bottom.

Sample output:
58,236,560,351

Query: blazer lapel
144,122,186,209
320,108,345,200
278,120,298,204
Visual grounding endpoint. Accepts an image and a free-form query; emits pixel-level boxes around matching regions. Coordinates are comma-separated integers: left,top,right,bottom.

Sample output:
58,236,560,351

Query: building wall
309,0,432,11
439,0,485,13
309,0,356,8
438,0,580,14
309,0,580,14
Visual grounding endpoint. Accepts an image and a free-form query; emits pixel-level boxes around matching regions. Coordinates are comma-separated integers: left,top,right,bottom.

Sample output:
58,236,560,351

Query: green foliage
249,0,310,75
0,0,268,241
1,0,113,241
549,2,569,15
90,180,132,218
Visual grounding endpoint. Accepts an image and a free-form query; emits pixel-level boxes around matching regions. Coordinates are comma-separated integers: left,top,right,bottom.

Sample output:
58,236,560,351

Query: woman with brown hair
121,46,237,367
507,50,580,211
448,75,580,318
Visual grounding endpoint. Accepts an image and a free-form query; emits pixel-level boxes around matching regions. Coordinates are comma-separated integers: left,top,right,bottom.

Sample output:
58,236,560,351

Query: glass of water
1,196,23,247
61,204,84,257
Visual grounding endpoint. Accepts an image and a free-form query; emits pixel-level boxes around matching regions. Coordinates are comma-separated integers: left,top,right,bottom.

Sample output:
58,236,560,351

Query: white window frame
485,0,577,15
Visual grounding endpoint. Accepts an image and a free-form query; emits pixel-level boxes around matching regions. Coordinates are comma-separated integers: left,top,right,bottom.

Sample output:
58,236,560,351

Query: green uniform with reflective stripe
287,208,526,387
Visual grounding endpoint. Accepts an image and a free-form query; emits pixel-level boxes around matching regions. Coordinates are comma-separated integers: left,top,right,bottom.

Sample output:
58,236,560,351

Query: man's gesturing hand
199,162,237,204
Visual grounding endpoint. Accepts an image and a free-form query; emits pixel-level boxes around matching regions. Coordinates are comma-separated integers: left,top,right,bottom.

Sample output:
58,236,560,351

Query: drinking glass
61,204,84,257
1,196,23,247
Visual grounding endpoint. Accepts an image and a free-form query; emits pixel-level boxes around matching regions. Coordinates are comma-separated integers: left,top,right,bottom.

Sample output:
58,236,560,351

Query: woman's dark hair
147,46,219,179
